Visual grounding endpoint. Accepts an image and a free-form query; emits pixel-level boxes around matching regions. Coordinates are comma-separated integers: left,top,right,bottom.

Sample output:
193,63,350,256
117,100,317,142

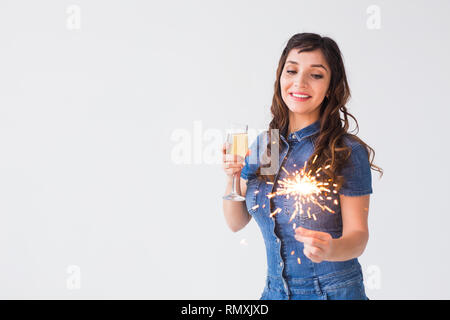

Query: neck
288,112,319,135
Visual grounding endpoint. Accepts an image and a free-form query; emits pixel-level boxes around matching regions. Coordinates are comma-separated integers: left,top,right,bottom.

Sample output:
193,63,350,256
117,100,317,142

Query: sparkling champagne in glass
223,123,248,201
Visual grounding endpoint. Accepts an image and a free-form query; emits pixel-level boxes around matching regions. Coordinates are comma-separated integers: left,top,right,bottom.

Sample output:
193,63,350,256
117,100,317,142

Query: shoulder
341,134,370,167
338,134,373,195
241,130,268,181
342,134,364,150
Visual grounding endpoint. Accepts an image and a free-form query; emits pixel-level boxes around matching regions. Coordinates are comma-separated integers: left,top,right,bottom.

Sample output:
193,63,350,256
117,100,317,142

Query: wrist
326,237,341,262
227,174,240,182
327,232,368,262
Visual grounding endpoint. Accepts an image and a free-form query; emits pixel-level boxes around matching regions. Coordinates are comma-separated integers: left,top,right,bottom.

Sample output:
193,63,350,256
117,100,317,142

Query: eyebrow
286,60,328,72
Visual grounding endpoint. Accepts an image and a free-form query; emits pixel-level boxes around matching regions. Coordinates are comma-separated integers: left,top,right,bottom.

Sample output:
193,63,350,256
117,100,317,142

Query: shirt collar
287,120,320,142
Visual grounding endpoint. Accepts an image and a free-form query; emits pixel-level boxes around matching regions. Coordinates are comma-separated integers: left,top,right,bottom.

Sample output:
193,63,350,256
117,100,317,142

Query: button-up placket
264,128,319,298
267,134,291,297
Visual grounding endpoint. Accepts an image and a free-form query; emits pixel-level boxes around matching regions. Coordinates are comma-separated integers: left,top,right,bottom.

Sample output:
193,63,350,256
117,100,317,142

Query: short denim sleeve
338,143,373,196
240,132,265,182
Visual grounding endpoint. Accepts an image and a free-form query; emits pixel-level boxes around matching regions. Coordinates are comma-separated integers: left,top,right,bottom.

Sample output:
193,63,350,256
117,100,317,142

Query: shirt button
276,238,280,243
279,262,283,267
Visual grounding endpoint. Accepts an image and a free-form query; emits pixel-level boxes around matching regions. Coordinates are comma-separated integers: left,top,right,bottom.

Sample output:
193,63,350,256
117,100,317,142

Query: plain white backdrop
0,0,449,299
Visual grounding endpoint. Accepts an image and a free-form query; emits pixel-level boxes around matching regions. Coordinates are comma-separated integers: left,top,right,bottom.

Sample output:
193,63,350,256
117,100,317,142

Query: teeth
291,93,310,98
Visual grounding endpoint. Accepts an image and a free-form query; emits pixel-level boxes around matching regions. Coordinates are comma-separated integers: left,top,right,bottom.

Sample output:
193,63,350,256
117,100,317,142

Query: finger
222,156,245,165
308,254,322,263
223,154,236,162
222,163,244,170
222,142,230,155
295,227,331,241
224,168,243,176
223,168,244,176
223,162,244,168
295,234,327,249
222,152,234,163
235,155,245,163
224,154,244,162
303,247,323,263
304,244,324,256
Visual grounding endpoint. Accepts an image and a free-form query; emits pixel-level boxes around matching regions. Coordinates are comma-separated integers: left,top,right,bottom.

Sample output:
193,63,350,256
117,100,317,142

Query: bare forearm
328,231,369,262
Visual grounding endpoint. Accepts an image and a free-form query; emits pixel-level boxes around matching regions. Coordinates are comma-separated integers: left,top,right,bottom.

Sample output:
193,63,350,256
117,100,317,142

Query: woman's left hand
294,227,333,263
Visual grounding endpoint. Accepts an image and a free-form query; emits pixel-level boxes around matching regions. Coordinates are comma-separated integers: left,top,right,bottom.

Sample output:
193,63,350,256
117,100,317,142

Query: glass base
223,193,245,201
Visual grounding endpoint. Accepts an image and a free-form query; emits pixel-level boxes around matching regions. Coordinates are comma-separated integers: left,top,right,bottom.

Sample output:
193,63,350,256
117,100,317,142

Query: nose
294,72,308,88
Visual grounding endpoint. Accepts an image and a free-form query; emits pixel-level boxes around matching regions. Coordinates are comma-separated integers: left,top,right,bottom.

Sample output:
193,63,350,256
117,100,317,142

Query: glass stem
232,173,238,195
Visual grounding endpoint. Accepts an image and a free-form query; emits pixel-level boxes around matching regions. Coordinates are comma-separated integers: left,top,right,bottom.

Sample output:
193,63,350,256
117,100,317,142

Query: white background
0,0,449,299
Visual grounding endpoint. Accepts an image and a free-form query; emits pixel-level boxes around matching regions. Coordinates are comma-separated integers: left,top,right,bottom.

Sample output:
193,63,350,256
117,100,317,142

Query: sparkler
266,157,338,223
263,157,340,266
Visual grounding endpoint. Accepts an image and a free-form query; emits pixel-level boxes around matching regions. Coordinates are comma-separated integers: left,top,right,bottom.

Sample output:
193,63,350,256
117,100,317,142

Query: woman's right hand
222,142,245,180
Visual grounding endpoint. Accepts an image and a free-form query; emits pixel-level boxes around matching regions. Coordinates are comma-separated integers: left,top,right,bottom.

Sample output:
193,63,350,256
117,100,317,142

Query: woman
222,33,382,300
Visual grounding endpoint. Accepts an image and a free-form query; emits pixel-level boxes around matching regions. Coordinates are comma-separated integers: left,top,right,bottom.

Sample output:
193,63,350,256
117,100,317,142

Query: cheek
280,79,289,98
311,83,328,101
280,77,288,92
316,80,330,96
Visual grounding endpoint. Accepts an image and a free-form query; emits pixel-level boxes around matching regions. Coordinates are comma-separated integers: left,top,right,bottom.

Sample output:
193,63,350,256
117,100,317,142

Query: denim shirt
240,120,372,297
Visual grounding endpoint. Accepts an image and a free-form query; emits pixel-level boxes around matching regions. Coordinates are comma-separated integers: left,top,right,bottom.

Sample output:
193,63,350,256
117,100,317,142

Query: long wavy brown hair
255,33,383,189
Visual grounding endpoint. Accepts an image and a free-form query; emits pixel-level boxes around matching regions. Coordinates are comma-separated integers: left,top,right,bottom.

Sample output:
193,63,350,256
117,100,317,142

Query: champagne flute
223,123,248,201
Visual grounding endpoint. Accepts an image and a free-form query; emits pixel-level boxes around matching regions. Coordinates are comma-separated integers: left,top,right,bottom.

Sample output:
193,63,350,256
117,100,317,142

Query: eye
286,70,297,74
312,74,323,79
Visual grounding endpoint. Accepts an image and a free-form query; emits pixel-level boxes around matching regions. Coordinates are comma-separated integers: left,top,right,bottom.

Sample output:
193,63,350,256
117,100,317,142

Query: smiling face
280,49,331,121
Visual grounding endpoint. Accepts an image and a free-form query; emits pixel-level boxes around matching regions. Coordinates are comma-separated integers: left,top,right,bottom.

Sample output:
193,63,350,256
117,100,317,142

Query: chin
286,104,314,114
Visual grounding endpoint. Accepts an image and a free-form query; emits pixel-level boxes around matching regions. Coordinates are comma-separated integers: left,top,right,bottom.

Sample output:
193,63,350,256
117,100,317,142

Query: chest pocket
284,196,343,238
245,178,271,218
245,178,260,215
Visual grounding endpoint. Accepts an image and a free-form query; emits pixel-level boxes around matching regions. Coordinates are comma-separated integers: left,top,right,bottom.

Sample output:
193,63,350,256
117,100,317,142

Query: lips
289,92,311,101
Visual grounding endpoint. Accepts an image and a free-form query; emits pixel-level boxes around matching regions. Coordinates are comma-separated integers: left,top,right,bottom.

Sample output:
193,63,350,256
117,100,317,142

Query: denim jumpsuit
240,120,372,300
